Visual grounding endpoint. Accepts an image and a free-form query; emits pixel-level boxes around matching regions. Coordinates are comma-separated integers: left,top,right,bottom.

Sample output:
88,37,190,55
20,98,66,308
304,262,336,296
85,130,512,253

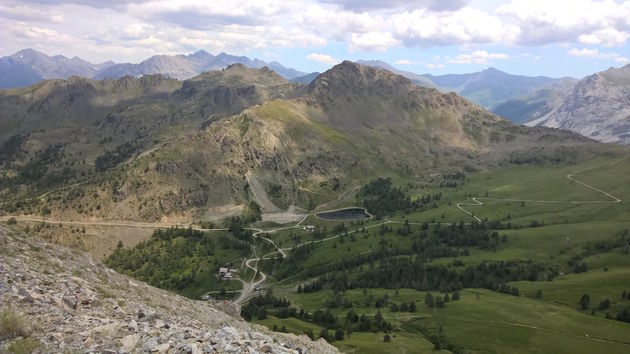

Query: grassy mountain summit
0,61,601,222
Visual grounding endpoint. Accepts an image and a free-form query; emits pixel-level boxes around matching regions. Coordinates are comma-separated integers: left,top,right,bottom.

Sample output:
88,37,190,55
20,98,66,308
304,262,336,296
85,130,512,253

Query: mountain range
0,49,307,88
0,48,114,88
0,61,590,222
1,48,629,145
358,62,630,145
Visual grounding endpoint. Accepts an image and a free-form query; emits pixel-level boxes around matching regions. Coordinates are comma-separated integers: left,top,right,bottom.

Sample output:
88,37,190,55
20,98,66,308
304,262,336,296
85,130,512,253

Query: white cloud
123,23,151,37
391,7,518,47
9,22,74,42
0,3,65,23
394,59,445,69
448,50,509,64
349,31,399,52
319,0,470,12
1,0,630,64
568,48,629,62
306,52,340,65
425,63,445,69
497,0,630,46
578,29,630,47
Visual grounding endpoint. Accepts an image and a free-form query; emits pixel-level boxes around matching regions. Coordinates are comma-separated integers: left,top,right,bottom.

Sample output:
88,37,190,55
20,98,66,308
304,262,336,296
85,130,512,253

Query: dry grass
0,308,29,340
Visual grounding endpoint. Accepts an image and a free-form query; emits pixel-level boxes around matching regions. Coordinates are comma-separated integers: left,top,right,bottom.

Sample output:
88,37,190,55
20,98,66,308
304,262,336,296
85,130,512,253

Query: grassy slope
253,155,630,353
266,288,630,354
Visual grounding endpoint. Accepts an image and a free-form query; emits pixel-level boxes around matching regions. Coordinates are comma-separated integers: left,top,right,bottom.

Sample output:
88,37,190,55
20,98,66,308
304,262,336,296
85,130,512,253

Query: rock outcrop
0,225,338,353
529,64,630,144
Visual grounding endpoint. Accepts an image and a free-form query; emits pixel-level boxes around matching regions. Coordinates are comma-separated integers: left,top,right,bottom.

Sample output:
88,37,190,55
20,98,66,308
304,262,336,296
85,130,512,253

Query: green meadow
251,155,630,353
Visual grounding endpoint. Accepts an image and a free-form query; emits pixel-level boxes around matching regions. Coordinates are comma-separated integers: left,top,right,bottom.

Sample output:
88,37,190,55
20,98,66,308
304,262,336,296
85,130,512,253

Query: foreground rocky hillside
0,225,338,353
528,64,630,144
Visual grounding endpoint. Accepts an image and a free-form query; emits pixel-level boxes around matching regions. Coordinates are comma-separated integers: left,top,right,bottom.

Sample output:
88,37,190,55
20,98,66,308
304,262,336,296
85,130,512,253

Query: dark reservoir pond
316,208,371,220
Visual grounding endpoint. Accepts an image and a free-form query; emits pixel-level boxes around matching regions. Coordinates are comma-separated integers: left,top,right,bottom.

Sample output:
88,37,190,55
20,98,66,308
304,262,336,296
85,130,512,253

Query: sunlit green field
263,288,630,354
252,155,630,353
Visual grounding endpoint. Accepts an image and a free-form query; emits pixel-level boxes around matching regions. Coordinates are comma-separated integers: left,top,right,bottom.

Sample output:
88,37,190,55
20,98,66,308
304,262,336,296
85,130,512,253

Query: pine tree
579,294,590,310
319,328,330,341
425,293,435,308
335,329,345,341
597,299,611,311
375,310,383,324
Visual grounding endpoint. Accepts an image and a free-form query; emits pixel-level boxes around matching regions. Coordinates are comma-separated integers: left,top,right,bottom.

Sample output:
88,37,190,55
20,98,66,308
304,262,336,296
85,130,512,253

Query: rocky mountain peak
531,63,630,144
307,61,416,104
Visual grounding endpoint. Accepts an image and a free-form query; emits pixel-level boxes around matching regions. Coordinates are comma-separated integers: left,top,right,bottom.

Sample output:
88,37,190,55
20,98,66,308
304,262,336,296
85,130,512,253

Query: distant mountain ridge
491,78,579,124
0,49,307,88
0,48,113,88
424,67,565,109
528,64,630,144
357,60,437,88
354,62,577,116
95,50,307,81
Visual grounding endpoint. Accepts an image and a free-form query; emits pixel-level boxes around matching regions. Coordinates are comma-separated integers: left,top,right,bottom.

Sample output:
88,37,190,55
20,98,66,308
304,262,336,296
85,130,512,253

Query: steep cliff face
0,225,339,353
530,65,630,144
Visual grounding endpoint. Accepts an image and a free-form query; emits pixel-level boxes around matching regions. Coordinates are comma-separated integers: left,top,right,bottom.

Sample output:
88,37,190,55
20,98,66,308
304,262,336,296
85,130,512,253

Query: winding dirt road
455,158,625,222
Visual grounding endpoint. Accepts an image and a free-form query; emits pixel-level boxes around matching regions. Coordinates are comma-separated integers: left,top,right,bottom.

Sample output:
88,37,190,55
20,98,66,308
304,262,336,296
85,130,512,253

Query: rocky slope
357,60,437,88
492,78,578,124
528,64,630,144
0,225,338,353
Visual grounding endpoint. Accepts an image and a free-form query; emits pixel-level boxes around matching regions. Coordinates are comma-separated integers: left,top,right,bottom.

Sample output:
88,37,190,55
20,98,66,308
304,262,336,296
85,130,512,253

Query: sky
1,0,629,78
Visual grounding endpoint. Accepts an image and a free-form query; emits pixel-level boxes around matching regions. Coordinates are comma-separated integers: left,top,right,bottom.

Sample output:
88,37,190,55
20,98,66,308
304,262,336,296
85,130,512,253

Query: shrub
7,338,42,354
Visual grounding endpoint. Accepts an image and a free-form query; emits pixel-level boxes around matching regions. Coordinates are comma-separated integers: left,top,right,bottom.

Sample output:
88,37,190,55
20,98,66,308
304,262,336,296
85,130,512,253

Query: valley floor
3,155,630,353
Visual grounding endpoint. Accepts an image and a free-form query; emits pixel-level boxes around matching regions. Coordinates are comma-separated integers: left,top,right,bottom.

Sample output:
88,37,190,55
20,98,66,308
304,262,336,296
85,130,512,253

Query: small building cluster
302,225,315,232
219,267,238,280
